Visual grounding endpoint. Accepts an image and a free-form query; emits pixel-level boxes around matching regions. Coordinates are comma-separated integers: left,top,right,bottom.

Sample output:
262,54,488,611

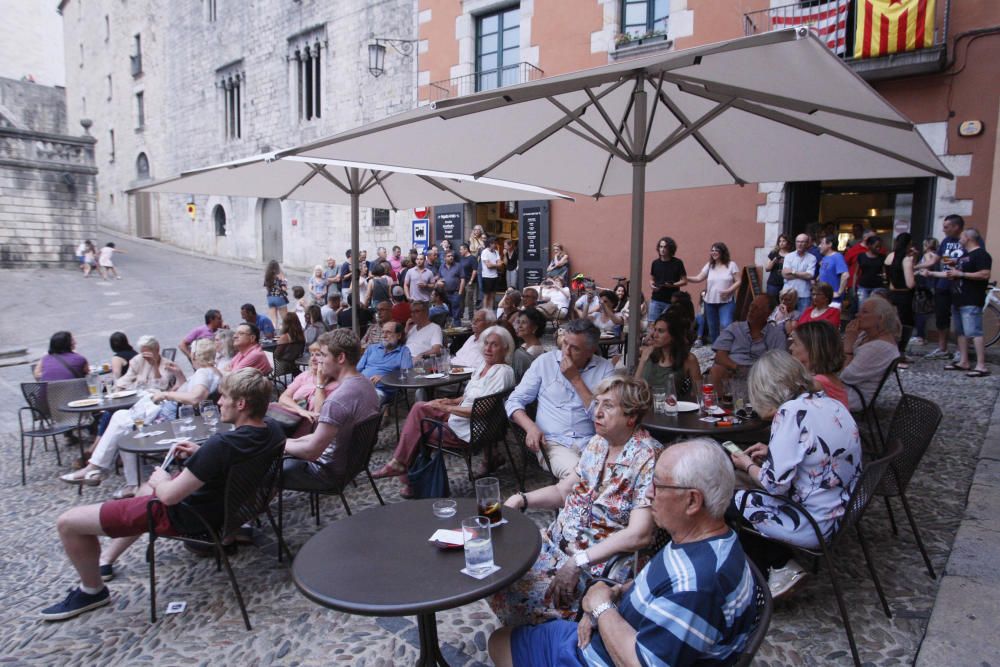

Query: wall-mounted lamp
367,35,417,77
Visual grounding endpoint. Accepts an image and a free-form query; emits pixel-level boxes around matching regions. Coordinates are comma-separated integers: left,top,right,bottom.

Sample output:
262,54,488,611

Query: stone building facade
59,0,418,270
0,77,96,268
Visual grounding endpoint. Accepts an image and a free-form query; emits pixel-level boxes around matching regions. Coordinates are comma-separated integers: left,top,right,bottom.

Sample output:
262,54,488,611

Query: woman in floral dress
491,375,660,626
730,349,862,598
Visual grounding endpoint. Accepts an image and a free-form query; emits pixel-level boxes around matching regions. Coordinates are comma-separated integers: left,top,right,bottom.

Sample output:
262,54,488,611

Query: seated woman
274,312,306,378
214,328,236,372
790,321,849,408
33,331,89,380
796,282,840,330
546,243,570,281
108,332,137,380
267,341,338,437
512,307,547,382
589,290,624,336
634,309,701,399
729,350,861,598
767,287,800,332
60,338,222,499
708,295,787,386
114,335,182,391
497,289,522,325
840,295,901,412
303,305,327,345
490,374,660,625
372,325,516,496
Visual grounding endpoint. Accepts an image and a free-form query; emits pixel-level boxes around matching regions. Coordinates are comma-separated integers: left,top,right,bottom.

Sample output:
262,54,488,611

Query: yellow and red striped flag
854,0,936,59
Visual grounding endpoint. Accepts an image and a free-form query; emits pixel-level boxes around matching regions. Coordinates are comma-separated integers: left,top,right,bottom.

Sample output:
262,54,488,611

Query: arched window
136,152,150,179
213,204,227,236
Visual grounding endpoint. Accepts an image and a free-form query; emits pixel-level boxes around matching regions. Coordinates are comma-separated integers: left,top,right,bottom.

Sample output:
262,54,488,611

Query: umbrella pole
627,83,647,372
350,168,360,336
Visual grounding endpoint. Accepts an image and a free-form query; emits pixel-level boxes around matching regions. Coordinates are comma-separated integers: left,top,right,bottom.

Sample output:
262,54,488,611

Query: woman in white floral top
490,375,661,626
730,350,862,598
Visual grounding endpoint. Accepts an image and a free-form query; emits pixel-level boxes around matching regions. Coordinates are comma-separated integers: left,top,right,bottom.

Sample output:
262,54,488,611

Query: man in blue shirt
240,303,274,338
338,249,353,302
490,438,755,667
437,250,466,327
817,235,849,306
459,243,479,323
926,214,966,360
357,320,412,401
506,319,614,479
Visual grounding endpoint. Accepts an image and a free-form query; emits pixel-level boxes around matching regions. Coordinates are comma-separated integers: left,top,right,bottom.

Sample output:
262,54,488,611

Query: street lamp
367,36,416,78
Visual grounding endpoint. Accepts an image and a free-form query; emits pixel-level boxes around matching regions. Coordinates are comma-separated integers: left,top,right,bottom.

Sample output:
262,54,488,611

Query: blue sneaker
40,587,110,621
99,564,114,582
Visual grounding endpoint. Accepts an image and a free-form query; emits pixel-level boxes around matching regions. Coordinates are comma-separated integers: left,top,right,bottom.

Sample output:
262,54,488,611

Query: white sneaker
768,560,808,599
909,337,924,347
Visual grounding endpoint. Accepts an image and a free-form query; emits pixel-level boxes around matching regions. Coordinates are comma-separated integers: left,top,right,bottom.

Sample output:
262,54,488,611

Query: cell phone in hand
721,441,742,456
161,444,178,470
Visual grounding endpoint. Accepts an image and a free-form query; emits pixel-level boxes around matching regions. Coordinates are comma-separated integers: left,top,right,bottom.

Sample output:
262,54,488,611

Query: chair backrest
869,356,902,408
880,395,942,496
161,347,177,361
469,388,511,450
45,378,90,428
830,439,901,547
337,413,383,487
430,311,449,329
220,442,286,538
734,559,773,667
21,382,53,421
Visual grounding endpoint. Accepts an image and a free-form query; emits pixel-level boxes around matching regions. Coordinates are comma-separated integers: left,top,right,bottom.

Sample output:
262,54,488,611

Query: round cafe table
293,498,542,667
119,417,233,484
60,393,141,414
379,368,472,399
642,407,769,444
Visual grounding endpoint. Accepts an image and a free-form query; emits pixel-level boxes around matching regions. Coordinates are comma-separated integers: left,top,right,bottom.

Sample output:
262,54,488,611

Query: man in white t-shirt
782,234,817,313
452,309,495,369
479,237,502,311
404,300,443,362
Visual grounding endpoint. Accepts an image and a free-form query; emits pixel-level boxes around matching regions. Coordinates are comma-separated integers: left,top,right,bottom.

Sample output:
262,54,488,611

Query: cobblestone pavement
1,241,997,665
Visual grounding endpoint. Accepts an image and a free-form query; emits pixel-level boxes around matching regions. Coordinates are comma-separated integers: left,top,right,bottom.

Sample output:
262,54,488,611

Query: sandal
943,363,970,371
60,467,106,486
372,460,407,479
966,369,991,377
112,485,136,499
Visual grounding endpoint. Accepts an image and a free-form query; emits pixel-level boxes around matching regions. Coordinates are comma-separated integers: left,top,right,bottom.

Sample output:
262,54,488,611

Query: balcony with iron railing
427,62,544,102
743,0,949,81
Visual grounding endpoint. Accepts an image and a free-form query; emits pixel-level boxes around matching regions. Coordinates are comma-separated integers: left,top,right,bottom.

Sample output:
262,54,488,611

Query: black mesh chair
160,347,177,362
145,441,289,630
733,560,774,667
279,413,384,528
736,440,901,667
506,404,557,492
18,381,84,484
846,357,902,453
876,395,942,578
420,389,510,482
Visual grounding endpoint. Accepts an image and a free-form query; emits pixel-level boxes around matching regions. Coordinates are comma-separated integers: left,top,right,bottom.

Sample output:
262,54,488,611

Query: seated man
506,319,614,479
240,303,275,339
489,438,756,667
230,323,273,374
452,308,495,369
40,369,284,620
405,300,444,363
708,295,787,387
179,309,225,364
357,320,412,401
390,285,411,324
361,300,394,348
320,293,346,330
283,330,380,490
521,286,541,312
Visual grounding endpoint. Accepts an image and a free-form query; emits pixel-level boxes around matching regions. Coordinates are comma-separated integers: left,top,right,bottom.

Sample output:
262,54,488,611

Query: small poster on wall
412,220,429,252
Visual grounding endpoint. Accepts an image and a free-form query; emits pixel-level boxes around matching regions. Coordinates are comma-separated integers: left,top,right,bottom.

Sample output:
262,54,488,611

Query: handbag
407,423,452,499
913,287,934,315
265,403,304,433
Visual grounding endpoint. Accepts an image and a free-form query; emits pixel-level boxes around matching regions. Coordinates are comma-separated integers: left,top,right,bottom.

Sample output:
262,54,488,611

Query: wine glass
200,401,220,432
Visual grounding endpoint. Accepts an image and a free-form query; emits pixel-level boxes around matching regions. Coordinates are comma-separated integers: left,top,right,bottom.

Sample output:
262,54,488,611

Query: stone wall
0,78,67,134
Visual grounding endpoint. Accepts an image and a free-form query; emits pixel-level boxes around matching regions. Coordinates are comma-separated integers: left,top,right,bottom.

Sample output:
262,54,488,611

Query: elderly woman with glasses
490,374,661,626
729,350,861,598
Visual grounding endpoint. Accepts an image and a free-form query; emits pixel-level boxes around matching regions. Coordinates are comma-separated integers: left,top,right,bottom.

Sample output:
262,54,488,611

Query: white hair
480,325,514,365
136,335,159,350
670,438,735,520
477,308,497,323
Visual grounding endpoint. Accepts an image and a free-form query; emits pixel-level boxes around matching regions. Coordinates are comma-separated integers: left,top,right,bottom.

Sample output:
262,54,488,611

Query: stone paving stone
1,339,996,665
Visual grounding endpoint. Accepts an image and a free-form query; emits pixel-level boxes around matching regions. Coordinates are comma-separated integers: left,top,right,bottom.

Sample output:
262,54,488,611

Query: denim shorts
952,304,983,338
511,620,586,667
266,295,289,308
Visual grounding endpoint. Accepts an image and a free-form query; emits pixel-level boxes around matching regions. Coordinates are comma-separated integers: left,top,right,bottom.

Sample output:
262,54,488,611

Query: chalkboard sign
744,266,761,297
523,267,544,286
433,204,463,247
735,266,763,320
522,207,542,261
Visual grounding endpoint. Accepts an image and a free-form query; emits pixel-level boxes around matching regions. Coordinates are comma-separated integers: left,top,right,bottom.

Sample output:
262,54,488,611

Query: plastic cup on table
462,516,494,575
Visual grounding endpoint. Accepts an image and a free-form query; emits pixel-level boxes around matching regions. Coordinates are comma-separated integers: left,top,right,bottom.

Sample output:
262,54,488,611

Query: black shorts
481,277,498,293
934,288,953,329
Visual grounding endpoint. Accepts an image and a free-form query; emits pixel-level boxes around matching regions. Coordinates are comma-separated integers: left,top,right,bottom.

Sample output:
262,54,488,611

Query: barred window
289,29,326,122
217,64,244,141
372,209,390,227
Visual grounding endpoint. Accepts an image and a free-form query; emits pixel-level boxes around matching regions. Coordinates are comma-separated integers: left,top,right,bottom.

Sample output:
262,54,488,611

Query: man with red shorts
40,368,285,621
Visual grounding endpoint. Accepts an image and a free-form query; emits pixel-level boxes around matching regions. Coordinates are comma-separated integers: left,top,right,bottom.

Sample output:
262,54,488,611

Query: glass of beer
475,477,503,525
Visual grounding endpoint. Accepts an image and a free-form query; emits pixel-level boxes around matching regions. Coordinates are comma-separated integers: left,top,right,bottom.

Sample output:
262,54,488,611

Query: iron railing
428,62,543,102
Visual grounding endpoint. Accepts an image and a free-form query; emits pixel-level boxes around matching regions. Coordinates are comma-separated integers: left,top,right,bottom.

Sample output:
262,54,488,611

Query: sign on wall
412,219,429,252
433,204,463,249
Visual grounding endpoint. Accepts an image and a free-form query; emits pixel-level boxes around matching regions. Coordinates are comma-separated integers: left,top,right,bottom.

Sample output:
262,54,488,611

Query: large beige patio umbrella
278,27,951,364
134,153,571,332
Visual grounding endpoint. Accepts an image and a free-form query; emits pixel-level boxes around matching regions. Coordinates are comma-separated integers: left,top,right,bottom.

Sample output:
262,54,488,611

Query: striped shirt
584,530,755,666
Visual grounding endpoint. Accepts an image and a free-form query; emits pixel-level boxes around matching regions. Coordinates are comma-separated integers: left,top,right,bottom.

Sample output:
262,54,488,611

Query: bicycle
984,282,1000,347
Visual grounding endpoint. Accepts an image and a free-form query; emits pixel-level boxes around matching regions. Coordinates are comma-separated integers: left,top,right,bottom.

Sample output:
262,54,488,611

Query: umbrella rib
358,170,379,193
592,84,639,197
472,82,626,179
646,98,735,162
561,124,629,162
641,73,666,157
547,96,633,162
369,171,400,211
278,165,323,200
579,88,634,159
417,174,474,204
653,88,746,184
313,166,354,195
661,72,913,131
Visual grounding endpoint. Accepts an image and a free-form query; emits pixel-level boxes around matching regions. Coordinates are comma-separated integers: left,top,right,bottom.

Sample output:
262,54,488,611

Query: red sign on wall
414,207,429,219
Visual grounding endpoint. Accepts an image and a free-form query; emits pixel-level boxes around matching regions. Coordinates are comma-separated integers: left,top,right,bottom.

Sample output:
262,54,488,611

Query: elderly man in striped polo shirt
490,438,756,667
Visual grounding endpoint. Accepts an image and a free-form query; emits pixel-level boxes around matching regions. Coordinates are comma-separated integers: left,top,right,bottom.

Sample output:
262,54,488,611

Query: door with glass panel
476,7,520,92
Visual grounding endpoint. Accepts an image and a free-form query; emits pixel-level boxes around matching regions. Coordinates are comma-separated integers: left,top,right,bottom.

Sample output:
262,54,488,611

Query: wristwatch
574,550,591,568
591,601,616,622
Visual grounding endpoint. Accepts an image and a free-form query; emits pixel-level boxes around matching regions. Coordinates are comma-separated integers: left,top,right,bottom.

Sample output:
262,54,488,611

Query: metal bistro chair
18,381,85,484
420,389,511,483
160,347,177,362
506,403,557,492
145,441,289,631
846,357,903,453
736,440,901,667
875,394,943,579
279,413,384,528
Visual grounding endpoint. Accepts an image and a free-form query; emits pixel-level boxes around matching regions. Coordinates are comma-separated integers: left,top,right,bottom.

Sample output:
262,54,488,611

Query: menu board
522,207,542,261
433,204,463,246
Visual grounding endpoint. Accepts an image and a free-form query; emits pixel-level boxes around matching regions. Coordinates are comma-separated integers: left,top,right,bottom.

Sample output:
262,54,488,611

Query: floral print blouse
736,392,862,549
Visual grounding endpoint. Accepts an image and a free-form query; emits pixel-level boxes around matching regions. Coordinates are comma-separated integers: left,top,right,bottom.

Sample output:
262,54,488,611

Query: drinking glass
178,405,195,431
200,402,220,432
170,419,186,439
86,371,100,398
475,477,503,525
719,376,734,409
663,374,678,416
462,516,494,575
652,386,667,415
133,415,145,431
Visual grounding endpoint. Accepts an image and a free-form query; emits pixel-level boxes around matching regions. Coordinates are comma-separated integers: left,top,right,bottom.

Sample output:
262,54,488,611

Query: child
98,242,126,280
292,285,308,327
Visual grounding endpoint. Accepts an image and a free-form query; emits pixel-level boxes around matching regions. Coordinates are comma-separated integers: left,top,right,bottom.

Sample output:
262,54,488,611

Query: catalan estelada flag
854,0,936,59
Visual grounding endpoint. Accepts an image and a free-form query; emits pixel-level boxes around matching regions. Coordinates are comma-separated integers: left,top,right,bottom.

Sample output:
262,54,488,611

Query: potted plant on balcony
615,29,669,50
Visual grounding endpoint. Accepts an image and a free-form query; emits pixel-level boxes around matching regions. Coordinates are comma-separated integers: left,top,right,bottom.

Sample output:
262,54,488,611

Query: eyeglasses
651,481,696,494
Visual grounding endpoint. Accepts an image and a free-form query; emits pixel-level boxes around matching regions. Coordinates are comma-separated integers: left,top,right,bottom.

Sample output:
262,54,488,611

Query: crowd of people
35,213,988,666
